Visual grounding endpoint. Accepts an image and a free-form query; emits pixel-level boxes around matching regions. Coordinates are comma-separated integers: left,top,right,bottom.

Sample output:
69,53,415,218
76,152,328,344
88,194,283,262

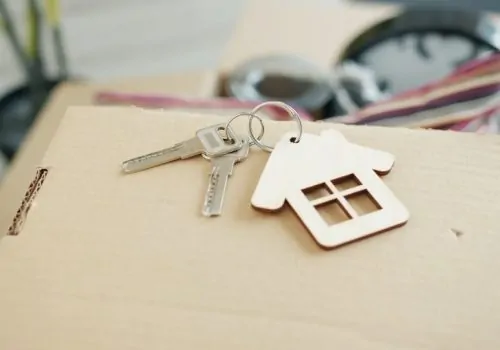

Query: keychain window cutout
316,200,350,224
345,190,381,215
251,129,409,249
304,176,382,222
332,174,362,190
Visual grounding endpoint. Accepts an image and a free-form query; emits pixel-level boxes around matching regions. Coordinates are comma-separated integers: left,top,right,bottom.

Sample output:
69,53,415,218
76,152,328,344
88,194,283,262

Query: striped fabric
330,53,500,133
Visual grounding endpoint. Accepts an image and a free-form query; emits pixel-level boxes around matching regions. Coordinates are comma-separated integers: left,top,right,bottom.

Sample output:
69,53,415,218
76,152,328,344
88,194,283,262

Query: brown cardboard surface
0,70,218,236
1,106,500,348
220,0,398,72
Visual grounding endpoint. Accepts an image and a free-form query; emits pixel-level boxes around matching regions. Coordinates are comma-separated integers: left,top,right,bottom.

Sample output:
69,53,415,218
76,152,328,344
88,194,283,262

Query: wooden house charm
251,129,409,249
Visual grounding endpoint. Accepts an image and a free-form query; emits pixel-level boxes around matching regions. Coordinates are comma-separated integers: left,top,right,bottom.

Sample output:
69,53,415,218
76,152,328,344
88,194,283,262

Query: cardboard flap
2,106,500,348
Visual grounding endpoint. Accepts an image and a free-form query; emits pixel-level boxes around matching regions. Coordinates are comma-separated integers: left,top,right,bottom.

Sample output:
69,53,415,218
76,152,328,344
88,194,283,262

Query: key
122,123,243,173
202,138,250,217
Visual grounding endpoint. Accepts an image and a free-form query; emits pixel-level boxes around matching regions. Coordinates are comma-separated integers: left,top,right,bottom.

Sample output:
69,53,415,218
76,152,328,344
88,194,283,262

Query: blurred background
1,0,500,182
0,0,249,92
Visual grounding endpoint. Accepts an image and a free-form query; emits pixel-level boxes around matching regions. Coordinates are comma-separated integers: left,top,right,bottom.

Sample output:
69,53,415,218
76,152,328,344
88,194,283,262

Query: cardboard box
0,71,218,236
1,106,500,348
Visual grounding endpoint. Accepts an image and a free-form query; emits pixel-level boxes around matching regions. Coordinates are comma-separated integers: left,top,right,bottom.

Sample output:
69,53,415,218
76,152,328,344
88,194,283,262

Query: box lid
1,106,500,348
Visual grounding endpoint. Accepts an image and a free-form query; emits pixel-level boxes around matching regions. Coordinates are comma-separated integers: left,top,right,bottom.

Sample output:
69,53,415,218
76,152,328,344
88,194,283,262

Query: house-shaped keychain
251,129,409,249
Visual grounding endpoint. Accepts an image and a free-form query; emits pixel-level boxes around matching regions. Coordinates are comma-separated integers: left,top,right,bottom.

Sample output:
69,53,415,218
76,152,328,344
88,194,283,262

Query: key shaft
121,123,243,174
202,159,236,217
122,138,203,173
202,140,250,217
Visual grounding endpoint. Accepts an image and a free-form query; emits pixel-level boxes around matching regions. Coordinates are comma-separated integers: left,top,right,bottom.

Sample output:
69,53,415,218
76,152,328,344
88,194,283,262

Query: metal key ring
248,101,303,153
224,112,265,145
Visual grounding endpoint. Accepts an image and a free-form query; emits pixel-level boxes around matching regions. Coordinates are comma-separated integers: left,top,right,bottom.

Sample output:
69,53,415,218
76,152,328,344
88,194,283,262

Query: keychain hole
290,137,298,143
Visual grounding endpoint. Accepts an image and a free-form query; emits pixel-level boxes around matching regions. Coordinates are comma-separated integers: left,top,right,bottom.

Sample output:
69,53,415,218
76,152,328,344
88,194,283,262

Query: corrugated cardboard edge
6,167,49,236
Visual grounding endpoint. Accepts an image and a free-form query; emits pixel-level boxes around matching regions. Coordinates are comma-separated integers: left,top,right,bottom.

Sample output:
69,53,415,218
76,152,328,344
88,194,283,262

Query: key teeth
202,168,222,217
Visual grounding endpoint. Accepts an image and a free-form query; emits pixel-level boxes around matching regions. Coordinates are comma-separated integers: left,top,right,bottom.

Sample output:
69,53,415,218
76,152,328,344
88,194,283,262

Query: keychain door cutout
251,130,409,249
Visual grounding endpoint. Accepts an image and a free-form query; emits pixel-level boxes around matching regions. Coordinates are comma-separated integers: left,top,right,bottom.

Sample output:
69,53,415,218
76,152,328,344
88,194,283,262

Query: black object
0,0,71,162
0,80,61,160
339,7,500,96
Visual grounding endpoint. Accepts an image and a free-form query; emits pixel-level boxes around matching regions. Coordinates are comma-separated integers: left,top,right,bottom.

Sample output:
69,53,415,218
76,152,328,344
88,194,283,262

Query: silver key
122,123,243,173
202,138,250,217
